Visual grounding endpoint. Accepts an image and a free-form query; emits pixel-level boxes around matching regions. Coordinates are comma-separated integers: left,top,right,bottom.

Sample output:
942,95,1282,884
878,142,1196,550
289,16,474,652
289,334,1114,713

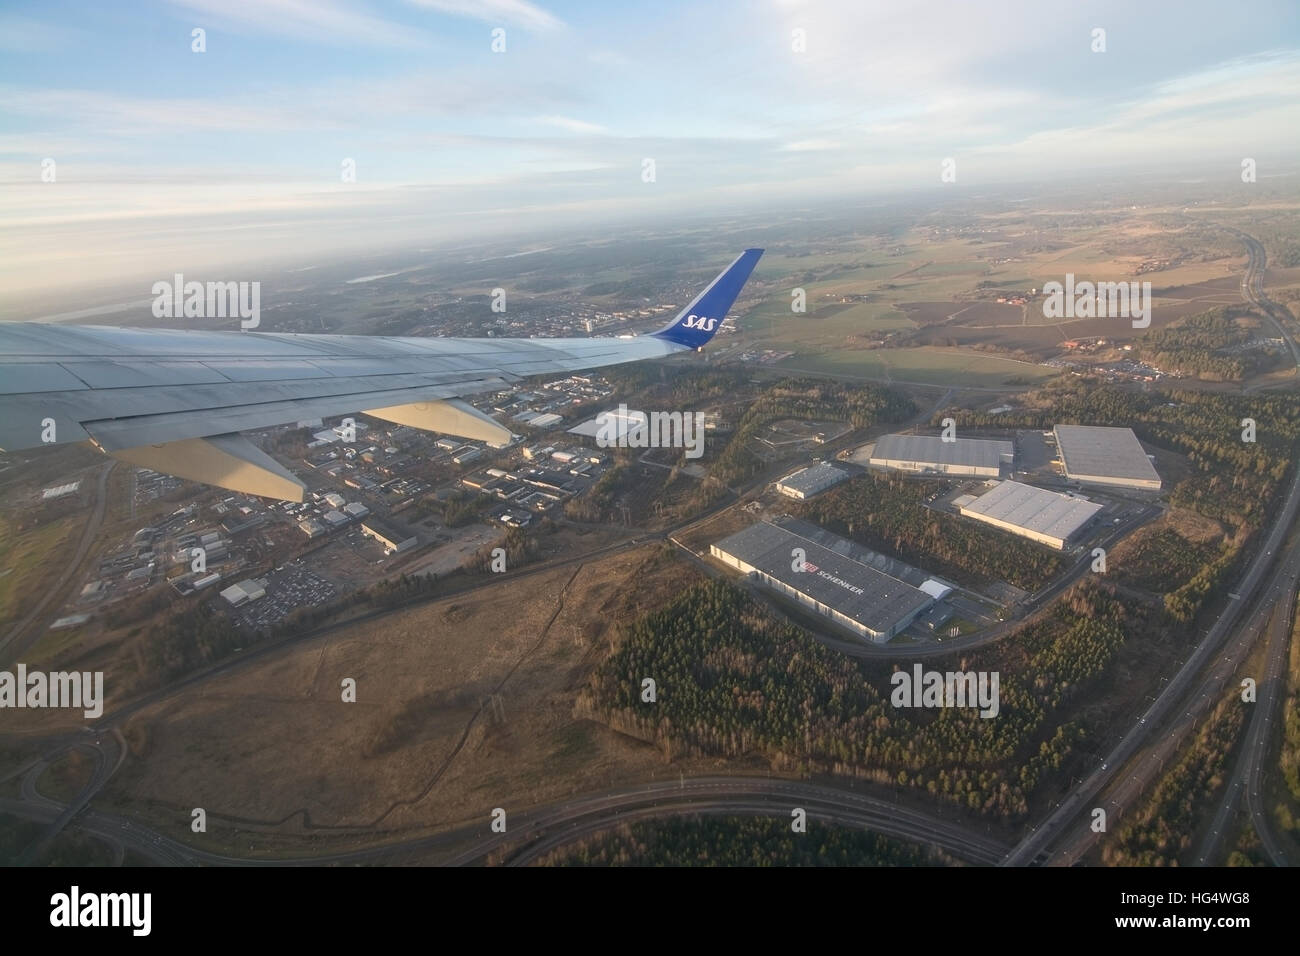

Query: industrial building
1053,425,1161,490
775,462,852,499
298,518,327,538
957,480,1103,550
322,509,350,528
220,578,266,607
361,519,417,555
710,520,940,643
869,433,1014,477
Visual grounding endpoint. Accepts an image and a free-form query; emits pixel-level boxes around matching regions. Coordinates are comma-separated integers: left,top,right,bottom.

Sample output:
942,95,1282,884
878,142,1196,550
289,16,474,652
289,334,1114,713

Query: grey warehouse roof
777,462,851,493
960,480,1102,540
713,521,933,635
1054,425,1161,482
872,433,1013,469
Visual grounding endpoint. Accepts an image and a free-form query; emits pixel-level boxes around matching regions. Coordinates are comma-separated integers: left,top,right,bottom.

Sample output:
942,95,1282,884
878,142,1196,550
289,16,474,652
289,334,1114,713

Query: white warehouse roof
918,579,953,600
960,480,1102,543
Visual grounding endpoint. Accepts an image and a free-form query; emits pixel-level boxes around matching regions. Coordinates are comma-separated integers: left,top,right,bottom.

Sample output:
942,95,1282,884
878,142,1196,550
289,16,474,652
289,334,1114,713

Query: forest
704,378,914,493
580,577,1130,820
1103,697,1246,866
797,474,1065,591
1135,308,1275,382
543,816,944,867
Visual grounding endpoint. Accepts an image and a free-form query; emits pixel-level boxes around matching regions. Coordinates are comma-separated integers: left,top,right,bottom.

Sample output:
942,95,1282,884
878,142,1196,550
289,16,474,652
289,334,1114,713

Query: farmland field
774,346,1060,386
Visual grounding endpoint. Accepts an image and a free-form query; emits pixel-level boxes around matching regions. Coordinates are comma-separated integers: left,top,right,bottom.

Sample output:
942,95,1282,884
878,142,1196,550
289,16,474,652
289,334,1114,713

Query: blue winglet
651,248,764,349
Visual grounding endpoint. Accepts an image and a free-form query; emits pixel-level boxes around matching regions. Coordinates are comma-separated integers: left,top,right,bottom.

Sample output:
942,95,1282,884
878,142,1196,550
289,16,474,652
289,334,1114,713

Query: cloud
405,0,562,31
535,115,608,134
779,139,841,152
163,0,426,48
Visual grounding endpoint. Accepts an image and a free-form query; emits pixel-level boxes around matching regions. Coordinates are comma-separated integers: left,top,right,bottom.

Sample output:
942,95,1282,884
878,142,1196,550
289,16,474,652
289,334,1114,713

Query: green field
774,346,1060,386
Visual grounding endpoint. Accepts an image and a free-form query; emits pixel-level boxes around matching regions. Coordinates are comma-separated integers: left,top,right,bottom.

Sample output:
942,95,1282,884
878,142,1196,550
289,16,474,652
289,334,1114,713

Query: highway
1197,548,1295,866
1049,535,1300,866
1002,227,1300,867
1232,226,1300,374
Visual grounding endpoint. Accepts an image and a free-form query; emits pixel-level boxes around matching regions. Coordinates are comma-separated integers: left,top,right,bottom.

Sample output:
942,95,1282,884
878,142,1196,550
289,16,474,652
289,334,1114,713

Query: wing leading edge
0,249,763,500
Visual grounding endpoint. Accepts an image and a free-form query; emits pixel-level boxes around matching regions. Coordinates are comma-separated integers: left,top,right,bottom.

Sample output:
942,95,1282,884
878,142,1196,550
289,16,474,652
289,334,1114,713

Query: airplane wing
0,248,763,500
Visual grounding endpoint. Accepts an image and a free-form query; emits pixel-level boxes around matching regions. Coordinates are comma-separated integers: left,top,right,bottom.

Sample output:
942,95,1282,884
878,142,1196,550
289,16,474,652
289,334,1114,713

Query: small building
775,462,851,499
298,518,327,538
193,572,222,590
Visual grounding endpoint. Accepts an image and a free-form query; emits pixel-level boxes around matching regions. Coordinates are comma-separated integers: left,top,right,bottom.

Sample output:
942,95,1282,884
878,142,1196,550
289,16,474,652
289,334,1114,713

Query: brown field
93,544,735,854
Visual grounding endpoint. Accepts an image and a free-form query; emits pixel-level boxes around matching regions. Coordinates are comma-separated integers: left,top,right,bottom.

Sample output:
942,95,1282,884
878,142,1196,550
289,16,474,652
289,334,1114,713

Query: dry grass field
93,543,736,854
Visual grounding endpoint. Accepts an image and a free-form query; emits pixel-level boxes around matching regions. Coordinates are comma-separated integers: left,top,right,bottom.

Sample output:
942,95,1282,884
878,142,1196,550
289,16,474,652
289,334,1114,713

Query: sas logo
681,314,718,331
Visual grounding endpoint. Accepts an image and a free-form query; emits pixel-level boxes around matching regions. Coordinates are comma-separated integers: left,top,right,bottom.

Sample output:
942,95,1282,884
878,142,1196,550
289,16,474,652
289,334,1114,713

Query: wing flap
109,433,307,502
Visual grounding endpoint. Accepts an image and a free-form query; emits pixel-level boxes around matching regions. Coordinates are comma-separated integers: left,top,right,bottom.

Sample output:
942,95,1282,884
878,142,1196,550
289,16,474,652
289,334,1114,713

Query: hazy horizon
2,0,1298,302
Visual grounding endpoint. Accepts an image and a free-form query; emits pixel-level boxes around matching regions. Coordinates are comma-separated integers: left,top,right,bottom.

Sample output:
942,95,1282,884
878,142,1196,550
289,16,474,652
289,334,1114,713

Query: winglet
651,248,763,349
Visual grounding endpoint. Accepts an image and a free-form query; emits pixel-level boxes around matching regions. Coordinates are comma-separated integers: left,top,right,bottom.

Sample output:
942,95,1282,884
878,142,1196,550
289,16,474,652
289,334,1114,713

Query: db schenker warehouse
710,521,944,642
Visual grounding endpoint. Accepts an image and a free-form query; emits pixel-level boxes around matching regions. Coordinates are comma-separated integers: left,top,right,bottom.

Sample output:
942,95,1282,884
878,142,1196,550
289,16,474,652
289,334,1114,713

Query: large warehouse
1053,425,1162,490
710,521,938,642
869,433,1014,478
957,480,1103,549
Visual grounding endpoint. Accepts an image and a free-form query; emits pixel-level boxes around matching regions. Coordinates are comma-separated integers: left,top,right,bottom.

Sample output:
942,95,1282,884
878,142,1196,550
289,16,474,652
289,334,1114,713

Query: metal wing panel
0,322,685,452
0,363,90,394
79,376,515,450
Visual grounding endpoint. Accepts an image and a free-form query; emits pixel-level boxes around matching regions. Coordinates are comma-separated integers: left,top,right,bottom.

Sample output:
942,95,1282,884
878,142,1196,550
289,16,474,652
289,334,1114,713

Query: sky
1,0,1298,300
